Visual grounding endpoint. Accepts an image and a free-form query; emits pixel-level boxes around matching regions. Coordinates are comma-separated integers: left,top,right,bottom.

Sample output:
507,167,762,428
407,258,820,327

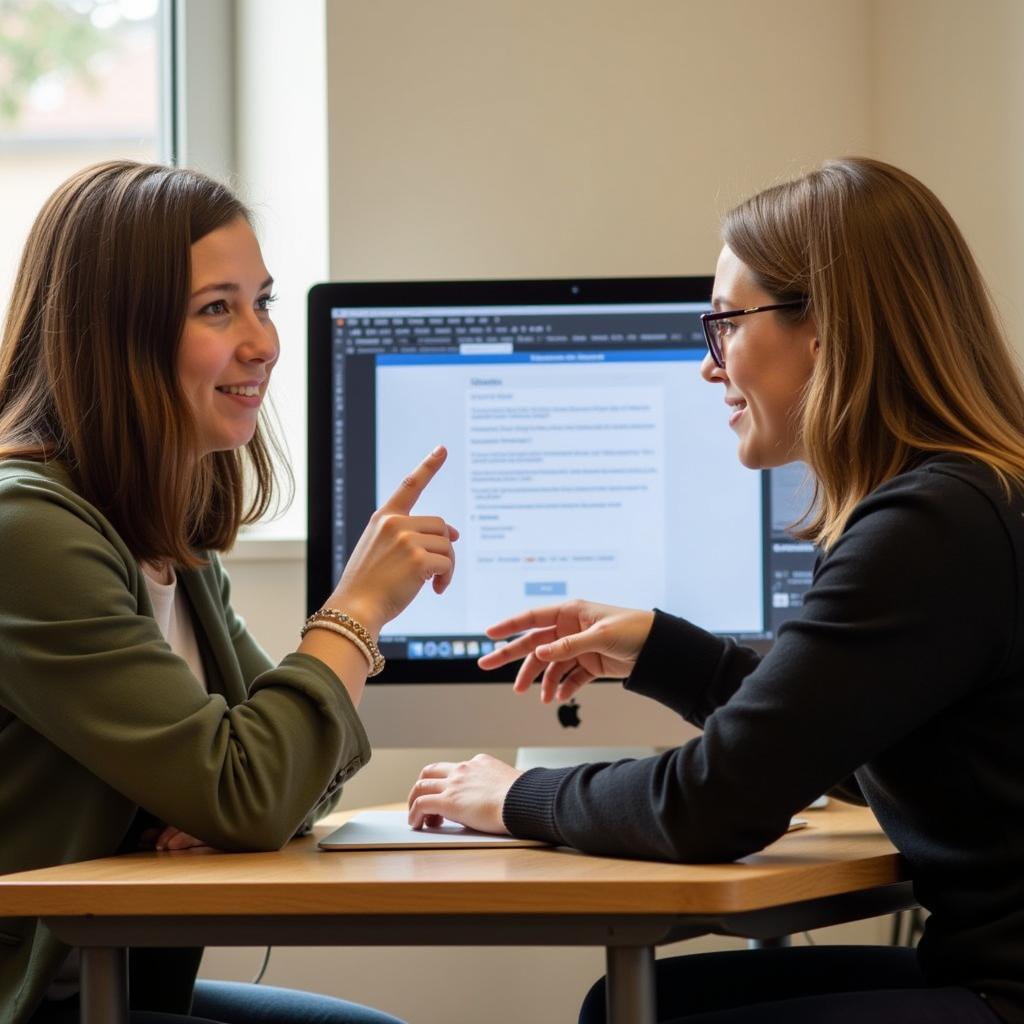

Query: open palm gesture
477,599,654,704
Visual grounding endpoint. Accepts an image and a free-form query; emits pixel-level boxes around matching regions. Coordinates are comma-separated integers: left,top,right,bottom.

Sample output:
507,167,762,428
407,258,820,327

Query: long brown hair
0,160,285,566
723,156,1024,549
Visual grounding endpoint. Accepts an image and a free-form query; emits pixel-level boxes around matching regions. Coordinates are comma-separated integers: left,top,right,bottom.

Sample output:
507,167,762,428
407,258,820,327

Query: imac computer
307,277,817,749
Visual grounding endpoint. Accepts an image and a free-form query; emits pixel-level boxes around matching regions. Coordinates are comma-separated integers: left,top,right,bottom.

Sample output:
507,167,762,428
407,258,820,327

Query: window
0,0,164,314
1,1,311,543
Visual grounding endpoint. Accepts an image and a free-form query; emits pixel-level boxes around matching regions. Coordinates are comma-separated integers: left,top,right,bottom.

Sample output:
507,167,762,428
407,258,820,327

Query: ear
799,312,820,364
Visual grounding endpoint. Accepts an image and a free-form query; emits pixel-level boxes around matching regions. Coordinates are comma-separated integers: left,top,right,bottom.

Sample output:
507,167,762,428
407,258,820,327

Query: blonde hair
724,156,1024,549
0,160,286,566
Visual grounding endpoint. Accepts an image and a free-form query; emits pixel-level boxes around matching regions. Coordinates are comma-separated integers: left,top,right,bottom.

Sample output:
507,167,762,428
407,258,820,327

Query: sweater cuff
502,766,576,845
624,608,728,711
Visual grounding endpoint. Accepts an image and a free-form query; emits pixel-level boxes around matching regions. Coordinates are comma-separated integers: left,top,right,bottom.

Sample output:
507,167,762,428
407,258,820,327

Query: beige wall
325,0,872,281
869,0,1024,350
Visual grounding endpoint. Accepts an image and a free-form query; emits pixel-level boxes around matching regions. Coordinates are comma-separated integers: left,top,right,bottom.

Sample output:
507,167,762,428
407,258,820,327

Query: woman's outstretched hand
329,446,458,635
477,600,655,704
408,753,522,834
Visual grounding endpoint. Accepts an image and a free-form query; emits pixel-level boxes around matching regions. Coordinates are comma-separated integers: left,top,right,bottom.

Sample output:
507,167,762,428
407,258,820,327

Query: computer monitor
307,277,817,747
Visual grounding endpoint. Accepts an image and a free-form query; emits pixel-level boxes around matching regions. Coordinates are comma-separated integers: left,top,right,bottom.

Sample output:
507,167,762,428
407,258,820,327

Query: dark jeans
579,946,1002,1024
31,979,406,1024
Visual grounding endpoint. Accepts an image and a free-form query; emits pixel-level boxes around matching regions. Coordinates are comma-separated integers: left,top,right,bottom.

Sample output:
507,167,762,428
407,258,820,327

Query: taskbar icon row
405,638,508,659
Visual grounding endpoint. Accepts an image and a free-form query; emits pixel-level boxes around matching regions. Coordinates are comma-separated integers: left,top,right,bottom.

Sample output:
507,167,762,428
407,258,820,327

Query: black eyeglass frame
701,301,806,368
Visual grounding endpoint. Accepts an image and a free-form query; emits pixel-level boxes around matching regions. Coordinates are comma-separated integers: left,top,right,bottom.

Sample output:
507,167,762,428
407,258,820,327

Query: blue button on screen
525,582,567,596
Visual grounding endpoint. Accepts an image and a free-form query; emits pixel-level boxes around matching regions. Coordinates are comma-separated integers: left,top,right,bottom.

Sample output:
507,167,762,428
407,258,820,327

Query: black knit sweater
503,453,1024,1022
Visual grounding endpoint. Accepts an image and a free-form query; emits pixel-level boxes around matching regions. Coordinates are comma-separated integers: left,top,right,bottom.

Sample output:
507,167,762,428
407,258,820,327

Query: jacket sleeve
207,552,277,688
206,552,356,835
0,473,369,852
623,609,763,726
503,469,1013,861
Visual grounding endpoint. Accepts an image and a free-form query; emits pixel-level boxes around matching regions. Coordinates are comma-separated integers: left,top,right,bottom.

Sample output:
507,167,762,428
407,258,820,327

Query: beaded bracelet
304,619,375,669
301,607,385,677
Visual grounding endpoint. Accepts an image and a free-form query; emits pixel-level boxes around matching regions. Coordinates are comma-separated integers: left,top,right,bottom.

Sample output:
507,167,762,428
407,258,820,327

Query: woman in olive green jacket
0,162,454,1024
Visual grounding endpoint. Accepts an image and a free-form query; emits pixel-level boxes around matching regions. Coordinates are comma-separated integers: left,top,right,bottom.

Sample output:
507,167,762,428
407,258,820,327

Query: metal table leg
606,945,656,1024
748,935,792,949
80,947,128,1024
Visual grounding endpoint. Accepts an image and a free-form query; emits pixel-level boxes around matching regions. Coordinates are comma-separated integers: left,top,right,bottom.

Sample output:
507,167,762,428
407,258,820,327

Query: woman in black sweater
408,157,1024,1022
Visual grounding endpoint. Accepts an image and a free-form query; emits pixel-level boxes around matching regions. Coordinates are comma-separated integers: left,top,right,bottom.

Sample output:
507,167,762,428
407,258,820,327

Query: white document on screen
376,354,762,639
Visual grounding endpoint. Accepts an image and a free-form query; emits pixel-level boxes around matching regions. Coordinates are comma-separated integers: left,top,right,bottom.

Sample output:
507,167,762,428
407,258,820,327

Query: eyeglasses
701,301,806,368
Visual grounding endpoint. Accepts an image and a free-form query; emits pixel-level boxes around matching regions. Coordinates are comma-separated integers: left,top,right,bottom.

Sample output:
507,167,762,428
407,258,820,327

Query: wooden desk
0,803,912,1024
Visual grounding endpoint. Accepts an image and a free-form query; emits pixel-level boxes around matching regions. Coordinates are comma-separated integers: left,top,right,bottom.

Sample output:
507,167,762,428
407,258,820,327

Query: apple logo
557,699,581,729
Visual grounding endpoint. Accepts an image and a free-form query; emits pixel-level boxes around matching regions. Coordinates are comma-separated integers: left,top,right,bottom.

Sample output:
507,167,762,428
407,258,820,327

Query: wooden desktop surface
0,802,906,918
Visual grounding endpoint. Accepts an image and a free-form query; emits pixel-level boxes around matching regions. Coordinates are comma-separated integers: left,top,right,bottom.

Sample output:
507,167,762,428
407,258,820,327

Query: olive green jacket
0,460,370,1023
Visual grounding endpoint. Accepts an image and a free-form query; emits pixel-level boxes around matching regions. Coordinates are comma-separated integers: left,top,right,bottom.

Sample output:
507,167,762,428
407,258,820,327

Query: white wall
233,0,330,539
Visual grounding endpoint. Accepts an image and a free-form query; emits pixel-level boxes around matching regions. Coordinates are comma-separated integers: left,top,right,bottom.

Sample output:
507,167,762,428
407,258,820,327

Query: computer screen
307,277,818,695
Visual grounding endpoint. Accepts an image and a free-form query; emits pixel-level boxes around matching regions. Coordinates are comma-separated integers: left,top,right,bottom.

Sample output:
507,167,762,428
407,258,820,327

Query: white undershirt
46,565,208,1001
140,565,208,690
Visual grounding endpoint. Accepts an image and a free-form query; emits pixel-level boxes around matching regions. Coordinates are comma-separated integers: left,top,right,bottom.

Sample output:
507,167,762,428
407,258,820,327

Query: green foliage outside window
0,0,113,127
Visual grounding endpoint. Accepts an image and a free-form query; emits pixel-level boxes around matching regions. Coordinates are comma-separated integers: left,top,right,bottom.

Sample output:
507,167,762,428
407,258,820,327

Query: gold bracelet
303,620,375,670
301,608,385,677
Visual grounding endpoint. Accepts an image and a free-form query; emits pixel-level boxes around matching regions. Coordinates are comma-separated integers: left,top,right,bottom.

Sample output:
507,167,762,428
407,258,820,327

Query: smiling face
178,217,279,458
701,246,819,469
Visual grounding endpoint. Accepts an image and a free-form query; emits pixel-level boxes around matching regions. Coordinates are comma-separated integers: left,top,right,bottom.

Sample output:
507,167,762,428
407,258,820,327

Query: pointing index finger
380,446,447,515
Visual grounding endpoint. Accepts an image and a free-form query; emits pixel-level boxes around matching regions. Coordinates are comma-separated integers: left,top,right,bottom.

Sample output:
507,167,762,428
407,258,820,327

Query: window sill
225,537,306,563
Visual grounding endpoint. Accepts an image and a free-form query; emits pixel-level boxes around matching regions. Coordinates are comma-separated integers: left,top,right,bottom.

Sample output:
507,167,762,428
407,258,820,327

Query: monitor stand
515,745,658,771
510,696,657,769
